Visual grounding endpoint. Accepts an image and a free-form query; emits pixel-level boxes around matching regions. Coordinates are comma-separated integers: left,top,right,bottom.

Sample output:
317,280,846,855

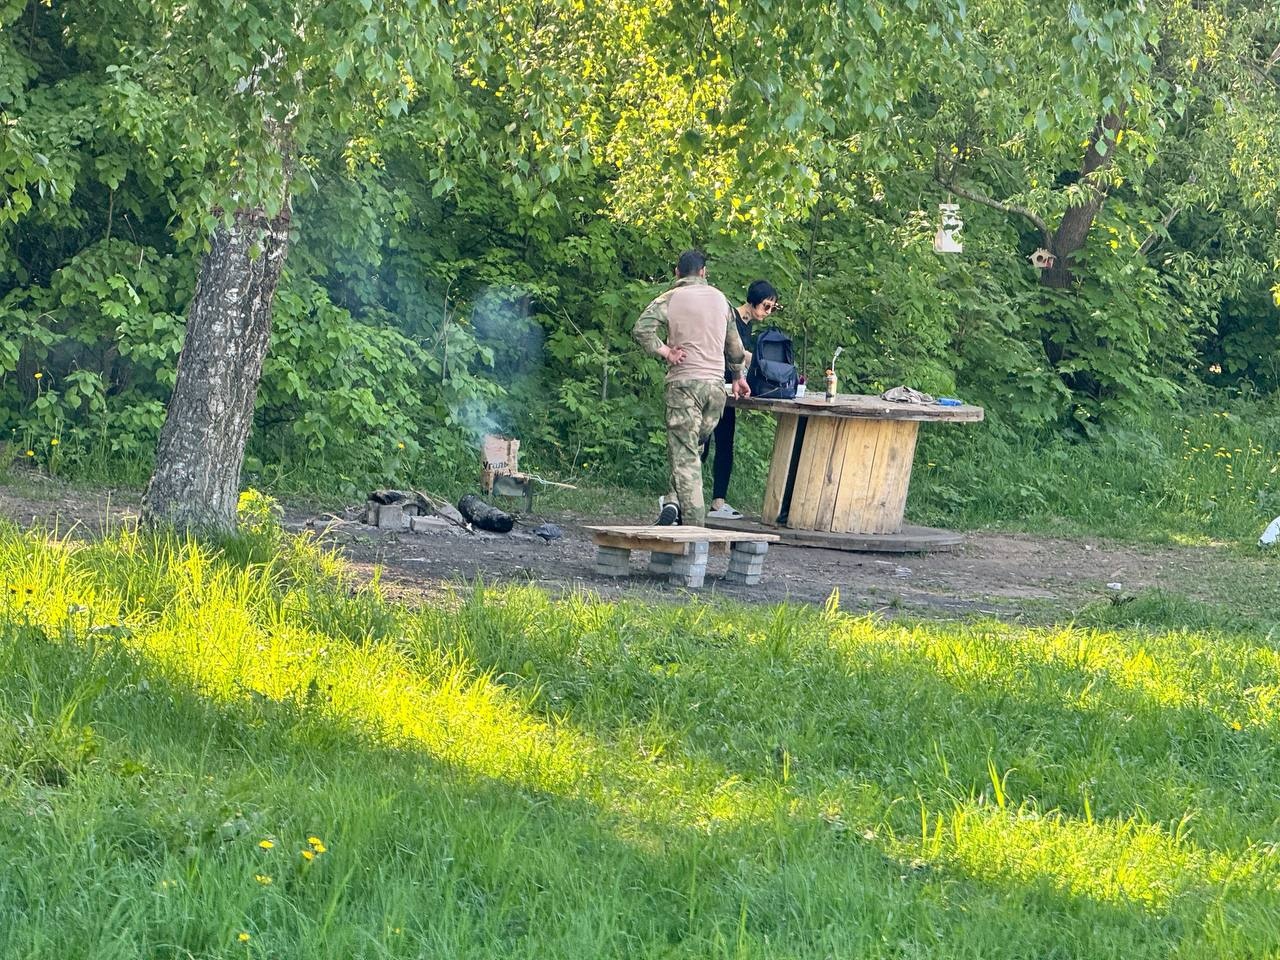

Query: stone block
669,563,707,589
648,552,674,573
410,515,450,533
722,570,762,586
594,546,632,577
376,503,406,530
730,541,770,556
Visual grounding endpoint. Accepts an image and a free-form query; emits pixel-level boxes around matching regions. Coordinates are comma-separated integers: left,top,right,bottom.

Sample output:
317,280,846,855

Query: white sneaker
706,504,743,520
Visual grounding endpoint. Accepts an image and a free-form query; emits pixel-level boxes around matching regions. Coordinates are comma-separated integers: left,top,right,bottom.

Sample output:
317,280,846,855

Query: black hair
676,249,706,277
746,279,778,306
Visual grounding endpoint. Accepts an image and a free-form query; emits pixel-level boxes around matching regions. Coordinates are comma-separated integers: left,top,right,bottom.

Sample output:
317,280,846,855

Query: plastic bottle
824,369,837,401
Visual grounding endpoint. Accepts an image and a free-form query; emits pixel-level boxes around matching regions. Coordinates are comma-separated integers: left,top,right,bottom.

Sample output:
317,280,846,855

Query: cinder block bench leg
724,541,768,585
594,545,632,577
669,542,709,588
648,551,674,574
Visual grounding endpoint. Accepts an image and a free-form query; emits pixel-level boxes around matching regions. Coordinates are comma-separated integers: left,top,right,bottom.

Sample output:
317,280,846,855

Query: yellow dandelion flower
49,438,59,446
254,873,272,885
307,836,326,852
33,372,42,380
238,932,251,943
258,839,274,850
25,450,33,457
300,849,314,861
397,441,405,449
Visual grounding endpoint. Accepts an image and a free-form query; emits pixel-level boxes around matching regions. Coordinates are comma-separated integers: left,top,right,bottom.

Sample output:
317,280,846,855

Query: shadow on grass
3,616,1267,960
441,587,1280,855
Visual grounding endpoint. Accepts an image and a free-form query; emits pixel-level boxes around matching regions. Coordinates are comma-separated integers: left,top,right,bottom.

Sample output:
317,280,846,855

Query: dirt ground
0,478,1245,619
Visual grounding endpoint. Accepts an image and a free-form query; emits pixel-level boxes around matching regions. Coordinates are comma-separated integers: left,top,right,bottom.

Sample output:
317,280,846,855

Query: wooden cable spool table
712,393,985,552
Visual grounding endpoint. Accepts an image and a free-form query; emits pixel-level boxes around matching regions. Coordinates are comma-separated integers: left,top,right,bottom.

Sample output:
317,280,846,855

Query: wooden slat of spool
831,419,886,533
864,420,919,533
814,419,852,531
786,417,838,530
760,413,799,525
854,420,918,533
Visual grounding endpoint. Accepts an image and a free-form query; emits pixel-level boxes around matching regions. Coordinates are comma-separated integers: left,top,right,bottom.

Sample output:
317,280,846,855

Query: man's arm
633,291,684,365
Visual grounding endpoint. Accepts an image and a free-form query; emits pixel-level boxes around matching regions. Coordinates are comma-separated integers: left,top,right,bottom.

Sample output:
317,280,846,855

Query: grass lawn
2,520,1279,959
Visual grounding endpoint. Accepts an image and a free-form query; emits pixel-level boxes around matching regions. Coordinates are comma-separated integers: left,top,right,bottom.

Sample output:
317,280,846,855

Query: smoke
471,285,545,379
450,285,546,449
451,397,505,450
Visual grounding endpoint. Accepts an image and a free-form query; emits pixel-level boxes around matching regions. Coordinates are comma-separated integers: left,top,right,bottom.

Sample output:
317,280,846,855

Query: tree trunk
141,204,291,532
1040,112,1124,289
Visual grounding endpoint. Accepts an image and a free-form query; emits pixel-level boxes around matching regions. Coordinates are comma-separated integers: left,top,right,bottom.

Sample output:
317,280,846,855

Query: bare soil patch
0,477,1249,620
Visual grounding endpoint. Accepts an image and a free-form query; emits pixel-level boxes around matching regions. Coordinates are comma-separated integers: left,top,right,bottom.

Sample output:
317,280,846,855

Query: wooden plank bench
585,525,780,589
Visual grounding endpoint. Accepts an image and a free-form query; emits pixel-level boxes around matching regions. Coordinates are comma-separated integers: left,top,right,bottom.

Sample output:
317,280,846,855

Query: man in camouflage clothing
633,250,750,526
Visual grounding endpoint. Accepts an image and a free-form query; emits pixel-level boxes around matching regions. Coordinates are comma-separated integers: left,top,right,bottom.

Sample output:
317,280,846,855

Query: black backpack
746,328,799,400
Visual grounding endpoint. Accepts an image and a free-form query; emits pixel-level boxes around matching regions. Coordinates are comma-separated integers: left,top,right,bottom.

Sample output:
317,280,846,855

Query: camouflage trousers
664,379,727,527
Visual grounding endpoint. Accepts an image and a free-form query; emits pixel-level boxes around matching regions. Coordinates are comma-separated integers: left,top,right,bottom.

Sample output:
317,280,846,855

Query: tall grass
909,393,1280,544
3,522,1280,957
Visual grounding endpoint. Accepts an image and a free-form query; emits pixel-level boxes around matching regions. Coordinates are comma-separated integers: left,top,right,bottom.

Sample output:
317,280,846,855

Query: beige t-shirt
633,277,746,384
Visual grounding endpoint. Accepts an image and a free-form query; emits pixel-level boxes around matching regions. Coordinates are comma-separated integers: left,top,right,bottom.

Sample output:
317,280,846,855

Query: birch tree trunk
141,205,291,531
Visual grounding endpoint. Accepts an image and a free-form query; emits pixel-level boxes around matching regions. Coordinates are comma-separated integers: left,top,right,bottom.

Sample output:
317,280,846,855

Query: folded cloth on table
880,385,935,404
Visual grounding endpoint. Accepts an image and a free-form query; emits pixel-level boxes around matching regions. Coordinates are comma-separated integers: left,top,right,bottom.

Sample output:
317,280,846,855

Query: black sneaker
655,503,680,526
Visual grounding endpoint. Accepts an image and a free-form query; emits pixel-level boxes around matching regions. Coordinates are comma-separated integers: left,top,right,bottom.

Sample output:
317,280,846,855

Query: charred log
457,494,515,533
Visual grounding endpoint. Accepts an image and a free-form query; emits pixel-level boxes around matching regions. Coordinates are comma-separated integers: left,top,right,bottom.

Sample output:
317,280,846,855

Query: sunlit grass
3,523,1280,957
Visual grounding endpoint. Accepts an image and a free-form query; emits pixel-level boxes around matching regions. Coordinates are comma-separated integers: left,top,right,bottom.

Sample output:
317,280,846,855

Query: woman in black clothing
703,279,779,520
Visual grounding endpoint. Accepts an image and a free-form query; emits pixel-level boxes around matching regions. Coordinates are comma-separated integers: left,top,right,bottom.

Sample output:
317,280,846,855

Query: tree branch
1136,203,1183,257
1241,39,1280,90
932,174,1053,248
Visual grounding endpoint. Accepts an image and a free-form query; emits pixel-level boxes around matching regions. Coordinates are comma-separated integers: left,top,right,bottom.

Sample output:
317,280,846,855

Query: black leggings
700,404,735,501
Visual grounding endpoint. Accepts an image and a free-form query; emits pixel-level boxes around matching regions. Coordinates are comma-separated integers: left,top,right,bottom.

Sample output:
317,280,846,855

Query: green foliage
1,0,1278,495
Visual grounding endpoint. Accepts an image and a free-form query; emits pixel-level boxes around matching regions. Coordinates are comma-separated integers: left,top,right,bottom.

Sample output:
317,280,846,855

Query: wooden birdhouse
933,202,963,254
1029,248,1056,270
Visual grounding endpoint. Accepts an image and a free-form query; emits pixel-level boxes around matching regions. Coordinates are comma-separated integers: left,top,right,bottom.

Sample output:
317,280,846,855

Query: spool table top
730,393,984,422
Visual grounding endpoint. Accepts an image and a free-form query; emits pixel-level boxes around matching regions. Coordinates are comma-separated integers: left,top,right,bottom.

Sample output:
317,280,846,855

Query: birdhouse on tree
1029,248,1056,270
933,202,964,254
